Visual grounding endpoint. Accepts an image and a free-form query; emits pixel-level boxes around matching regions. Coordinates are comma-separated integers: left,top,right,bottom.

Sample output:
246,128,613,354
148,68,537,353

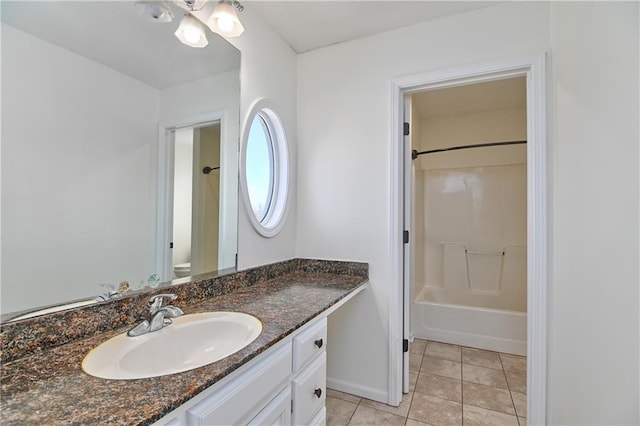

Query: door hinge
403,339,409,353
403,122,410,136
169,242,174,249
403,230,409,244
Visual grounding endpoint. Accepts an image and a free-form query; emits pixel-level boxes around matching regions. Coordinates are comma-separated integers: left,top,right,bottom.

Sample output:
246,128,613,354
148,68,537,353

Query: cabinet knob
314,388,323,398
314,338,323,348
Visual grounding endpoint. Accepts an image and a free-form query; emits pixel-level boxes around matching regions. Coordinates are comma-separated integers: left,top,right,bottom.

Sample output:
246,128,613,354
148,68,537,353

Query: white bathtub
412,286,527,356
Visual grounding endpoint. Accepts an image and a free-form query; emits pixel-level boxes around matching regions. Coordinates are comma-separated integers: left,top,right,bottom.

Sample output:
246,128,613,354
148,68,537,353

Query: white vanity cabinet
247,385,292,425
153,316,328,426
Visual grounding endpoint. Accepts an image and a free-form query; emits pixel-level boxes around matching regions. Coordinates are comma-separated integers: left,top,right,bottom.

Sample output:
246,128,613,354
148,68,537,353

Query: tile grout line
500,352,521,425
344,392,361,426
404,389,416,426
405,340,423,425
461,352,465,426
346,397,359,425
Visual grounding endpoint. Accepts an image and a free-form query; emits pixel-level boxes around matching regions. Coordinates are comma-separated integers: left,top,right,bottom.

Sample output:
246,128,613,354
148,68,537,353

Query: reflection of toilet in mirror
173,262,192,278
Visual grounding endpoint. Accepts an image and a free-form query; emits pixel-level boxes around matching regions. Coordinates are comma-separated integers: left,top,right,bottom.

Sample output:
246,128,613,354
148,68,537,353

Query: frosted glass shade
175,14,208,48
208,2,244,37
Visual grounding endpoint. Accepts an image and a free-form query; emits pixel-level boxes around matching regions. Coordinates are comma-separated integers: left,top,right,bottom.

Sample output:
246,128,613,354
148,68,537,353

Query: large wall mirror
1,1,241,321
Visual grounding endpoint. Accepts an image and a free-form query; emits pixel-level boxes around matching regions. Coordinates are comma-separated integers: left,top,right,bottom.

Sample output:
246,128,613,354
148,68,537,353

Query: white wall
296,2,551,402
297,1,639,421
1,24,159,312
225,8,298,269
172,128,194,268
549,2,639,424
159,70,240,125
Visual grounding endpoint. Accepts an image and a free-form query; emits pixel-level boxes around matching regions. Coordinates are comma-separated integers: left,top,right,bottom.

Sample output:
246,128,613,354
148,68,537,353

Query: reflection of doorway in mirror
171,123,221,279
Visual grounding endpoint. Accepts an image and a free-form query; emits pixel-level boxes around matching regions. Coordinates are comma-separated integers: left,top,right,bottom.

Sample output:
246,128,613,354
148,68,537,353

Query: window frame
239,98,290,237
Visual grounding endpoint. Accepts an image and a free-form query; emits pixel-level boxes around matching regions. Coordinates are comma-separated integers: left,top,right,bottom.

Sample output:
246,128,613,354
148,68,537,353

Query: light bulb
208,1,244,37
216,15,235,33
175,14,208,48
184,27,201,44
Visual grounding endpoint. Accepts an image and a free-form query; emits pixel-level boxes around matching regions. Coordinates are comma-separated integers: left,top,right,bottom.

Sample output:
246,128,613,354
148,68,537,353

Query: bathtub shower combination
410,110,528,356
412,247,527,356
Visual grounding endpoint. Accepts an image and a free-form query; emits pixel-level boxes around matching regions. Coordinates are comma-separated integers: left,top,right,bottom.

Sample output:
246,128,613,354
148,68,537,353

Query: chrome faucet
127,293,184,337
95,283,121,301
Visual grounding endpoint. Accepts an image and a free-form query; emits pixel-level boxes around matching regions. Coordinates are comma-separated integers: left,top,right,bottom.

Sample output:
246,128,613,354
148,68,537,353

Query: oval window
240,99,289,237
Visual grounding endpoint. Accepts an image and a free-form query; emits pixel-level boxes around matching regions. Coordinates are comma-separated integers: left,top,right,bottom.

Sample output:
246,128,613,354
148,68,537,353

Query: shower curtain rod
411,140,526,160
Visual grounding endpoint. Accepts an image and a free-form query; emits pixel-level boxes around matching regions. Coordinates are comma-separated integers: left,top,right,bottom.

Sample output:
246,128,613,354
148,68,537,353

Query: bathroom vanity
154,315,329,426
0,259,368,425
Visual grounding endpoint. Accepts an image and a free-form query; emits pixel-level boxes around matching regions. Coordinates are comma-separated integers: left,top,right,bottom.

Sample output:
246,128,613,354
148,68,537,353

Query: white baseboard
417,327,526,356
326,377,388,404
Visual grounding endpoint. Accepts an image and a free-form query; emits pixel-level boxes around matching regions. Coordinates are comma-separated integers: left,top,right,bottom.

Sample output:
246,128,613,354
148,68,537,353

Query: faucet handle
96,283,121,301
148,293,178,311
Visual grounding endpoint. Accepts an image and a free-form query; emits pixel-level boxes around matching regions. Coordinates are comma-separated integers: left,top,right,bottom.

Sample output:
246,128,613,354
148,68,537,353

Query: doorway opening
172,123,222,279
409,77,528,355
390,55,547,424
157,112,238,283
408,76,528,420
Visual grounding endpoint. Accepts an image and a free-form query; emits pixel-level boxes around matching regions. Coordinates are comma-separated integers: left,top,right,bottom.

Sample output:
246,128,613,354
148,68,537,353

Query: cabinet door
292,352,326,425
308,406,326,426
248,385,291,426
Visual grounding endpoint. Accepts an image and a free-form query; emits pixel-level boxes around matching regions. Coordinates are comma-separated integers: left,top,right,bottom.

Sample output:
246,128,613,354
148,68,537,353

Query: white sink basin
82,312,262,380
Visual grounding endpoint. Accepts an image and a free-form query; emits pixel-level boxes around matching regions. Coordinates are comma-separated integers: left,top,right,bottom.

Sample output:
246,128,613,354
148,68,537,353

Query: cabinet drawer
292,351,326,426
293,317,327,373
186,344,292,425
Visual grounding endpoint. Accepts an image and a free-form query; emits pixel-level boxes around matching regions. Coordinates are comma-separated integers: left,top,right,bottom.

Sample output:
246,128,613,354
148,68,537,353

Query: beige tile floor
326,339,527,426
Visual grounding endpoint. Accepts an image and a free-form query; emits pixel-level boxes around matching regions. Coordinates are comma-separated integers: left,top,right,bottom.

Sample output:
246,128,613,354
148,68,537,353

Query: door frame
388,53,548,424
401,95,412,394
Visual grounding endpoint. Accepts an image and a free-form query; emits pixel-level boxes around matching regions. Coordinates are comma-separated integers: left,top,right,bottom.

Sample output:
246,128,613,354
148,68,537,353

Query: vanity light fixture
181,0,209,11
175,13,208,48
135,1,174,23
135,0,245,48
208,0,244,37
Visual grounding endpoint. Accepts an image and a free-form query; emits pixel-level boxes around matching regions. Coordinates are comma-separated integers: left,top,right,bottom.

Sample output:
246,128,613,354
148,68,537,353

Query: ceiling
0,1,241,89
412,77,527,119
246,1,498,53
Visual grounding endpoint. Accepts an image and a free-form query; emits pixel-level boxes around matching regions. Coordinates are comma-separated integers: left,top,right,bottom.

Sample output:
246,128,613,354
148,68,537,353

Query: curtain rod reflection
411,140,526,160
202,166,220,174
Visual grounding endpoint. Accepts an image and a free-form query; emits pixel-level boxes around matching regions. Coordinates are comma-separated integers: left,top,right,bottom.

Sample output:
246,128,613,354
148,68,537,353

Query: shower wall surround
414,105,527,311
418,163,527,310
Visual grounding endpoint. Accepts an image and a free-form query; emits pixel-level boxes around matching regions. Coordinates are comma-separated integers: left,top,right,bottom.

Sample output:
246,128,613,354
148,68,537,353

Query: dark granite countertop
0,261,368,425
